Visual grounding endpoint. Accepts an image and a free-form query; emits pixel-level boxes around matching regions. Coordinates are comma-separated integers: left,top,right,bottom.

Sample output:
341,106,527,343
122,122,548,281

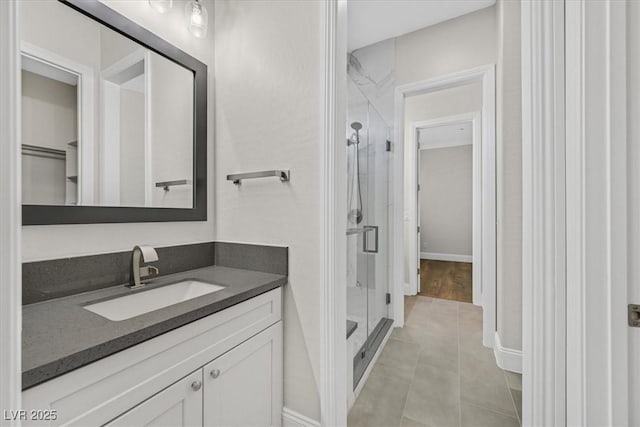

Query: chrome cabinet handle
210,369,220,379
191,380,202,391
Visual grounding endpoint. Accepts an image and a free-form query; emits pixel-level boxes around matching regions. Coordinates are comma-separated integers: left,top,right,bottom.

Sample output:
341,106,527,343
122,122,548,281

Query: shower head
347,122,363,146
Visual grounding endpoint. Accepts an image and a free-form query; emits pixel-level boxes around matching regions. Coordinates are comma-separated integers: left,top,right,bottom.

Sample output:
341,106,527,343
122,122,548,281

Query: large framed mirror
21,0,207,225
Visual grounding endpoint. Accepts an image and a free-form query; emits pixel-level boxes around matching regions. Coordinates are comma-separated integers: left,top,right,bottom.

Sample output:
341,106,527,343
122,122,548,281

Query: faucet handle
140,265,160,278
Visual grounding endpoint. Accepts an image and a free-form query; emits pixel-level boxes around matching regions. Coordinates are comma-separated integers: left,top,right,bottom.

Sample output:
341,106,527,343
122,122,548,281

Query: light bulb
148,0,173,13
185,0,208,39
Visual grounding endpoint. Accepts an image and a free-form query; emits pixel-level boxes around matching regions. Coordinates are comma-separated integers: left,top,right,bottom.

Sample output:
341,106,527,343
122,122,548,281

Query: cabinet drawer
23,288,281,426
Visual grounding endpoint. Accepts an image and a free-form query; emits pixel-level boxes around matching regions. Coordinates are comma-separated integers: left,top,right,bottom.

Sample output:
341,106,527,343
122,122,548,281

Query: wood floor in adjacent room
419,259,472,303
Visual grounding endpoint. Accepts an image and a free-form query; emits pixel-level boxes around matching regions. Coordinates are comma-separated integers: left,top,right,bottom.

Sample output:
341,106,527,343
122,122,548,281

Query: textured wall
395,6,497,85
213,0,323,420
419,145,473,256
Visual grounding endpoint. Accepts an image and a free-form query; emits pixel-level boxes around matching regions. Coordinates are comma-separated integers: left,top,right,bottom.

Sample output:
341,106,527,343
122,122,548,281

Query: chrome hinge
417,184,421,191
386,293,391,305
417,268,420,275
386,140,392,152
417,226,420,233
629,304,640,327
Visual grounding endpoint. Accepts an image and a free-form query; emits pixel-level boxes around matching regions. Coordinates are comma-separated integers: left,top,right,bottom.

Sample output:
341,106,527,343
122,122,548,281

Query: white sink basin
84,280,225,321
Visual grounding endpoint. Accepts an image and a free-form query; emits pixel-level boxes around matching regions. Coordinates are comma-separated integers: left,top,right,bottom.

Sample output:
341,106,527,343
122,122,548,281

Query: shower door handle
363,225,379,253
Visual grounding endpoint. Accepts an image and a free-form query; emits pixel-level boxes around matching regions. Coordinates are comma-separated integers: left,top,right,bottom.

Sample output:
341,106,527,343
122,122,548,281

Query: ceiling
348,0,496,51
419,121,472,149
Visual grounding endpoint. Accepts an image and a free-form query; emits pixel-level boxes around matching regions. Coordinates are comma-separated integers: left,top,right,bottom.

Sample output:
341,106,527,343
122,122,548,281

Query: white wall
419,145,472,257
402,83,482,284
496,0,522,351
21,70,77,152
119,88,145,207
21,0,215,261
395,5,497,86
214,0,322,421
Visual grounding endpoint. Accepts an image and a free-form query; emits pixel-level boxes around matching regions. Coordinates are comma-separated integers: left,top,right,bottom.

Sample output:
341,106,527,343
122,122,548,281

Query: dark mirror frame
22,0,207,225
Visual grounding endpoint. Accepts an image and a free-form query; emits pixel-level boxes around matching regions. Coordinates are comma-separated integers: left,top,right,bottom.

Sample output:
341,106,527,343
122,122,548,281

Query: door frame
0,0,22,422
392,65,496,349
320,0,348,426
522,0,631,425
411,112,482,306
521,1,566,424
564,0,629,425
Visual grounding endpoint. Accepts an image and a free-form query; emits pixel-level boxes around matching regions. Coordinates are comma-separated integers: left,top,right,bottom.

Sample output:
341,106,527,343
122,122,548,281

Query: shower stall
346,78,392,389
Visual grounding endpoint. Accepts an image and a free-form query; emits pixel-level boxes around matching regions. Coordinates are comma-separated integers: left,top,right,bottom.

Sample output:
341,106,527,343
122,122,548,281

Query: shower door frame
347,91,393,391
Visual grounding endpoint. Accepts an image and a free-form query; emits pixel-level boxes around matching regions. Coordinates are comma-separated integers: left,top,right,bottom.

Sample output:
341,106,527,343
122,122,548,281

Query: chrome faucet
129,245,159,289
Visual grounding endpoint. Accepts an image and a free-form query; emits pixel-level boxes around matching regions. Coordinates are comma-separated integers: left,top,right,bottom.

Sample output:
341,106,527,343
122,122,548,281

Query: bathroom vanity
18,1,288,425
21,243,287,426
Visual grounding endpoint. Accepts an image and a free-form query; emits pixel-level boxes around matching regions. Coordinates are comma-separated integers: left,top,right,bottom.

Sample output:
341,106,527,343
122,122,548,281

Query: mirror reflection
20,0,194,209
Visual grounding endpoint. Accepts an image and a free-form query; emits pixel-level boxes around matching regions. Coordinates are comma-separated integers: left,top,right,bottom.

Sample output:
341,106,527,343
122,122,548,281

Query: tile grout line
399,296,427,427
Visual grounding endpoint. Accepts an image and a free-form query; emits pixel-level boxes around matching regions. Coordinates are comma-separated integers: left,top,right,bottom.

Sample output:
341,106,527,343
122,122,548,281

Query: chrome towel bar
155,179,192,191
227,169,290,185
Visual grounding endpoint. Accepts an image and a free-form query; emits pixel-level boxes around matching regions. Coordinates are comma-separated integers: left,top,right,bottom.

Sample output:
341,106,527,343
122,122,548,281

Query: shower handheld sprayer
348,121,364,224
348,121,362,145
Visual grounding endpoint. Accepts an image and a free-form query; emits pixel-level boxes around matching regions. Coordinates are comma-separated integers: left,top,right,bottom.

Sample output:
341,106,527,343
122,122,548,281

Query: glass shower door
347,79,392,388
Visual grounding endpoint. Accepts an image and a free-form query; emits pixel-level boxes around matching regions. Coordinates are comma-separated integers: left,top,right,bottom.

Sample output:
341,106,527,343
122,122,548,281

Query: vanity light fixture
185,0,208,39
148,0,173,13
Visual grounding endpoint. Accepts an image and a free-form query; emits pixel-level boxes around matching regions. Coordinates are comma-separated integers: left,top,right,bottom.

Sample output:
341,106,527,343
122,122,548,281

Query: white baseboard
493,332,522,374
420,252,473,263
403,282,416,295
282,407,320,427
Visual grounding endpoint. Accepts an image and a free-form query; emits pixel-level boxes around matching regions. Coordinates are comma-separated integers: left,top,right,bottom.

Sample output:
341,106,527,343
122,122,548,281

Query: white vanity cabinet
105,370,203,427
22,288,283,427
203,323,282,426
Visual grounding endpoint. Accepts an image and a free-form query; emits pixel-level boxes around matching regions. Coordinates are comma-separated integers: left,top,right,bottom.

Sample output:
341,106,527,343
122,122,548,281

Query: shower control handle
363,225,379,253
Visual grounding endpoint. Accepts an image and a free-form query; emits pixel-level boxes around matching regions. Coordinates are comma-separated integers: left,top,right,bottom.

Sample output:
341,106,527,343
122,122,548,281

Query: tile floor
348,296,522,427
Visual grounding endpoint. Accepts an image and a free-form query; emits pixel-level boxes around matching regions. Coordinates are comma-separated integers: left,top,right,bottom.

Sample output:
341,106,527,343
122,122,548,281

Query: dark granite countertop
22,265,286,390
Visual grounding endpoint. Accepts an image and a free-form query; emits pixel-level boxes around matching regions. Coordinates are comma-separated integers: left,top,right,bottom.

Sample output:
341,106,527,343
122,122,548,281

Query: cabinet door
204,322,283,427
105,370,203,427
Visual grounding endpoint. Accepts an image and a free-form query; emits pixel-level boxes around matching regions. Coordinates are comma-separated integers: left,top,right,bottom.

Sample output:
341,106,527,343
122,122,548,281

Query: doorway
392,65,496,349
413,113,481,306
